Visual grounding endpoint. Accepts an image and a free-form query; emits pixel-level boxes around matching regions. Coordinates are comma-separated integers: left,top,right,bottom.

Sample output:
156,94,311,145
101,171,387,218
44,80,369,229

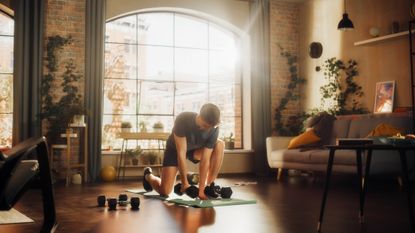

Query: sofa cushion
287,129,321,149
366,123,402,137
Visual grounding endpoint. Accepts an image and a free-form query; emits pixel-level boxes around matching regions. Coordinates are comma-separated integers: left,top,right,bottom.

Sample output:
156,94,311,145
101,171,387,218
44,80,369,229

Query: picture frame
374,81,395,113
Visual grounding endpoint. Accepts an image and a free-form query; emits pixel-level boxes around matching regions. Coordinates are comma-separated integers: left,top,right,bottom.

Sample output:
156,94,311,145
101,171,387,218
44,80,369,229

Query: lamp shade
338,13,354,30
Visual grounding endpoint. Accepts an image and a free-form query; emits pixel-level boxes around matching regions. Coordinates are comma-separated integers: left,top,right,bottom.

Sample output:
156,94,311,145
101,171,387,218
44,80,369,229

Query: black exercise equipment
0,137,58,233
97,195,106,207
204,182,233,199
174,183,199,198
97,194,140,210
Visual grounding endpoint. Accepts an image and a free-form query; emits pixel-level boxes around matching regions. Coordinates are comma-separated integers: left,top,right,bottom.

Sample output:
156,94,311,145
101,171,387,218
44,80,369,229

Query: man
143,103,224,200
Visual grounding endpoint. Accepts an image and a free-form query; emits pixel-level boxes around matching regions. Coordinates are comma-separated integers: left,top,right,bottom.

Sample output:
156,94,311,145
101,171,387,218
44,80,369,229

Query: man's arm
173,133,189,190
198,147,213,199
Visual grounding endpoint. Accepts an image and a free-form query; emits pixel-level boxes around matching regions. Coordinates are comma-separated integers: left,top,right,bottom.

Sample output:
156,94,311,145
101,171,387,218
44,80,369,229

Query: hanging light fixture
338,0,354,31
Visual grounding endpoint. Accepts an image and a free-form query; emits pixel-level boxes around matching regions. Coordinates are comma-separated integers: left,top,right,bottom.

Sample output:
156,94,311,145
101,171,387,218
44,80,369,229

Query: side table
317,144,414,232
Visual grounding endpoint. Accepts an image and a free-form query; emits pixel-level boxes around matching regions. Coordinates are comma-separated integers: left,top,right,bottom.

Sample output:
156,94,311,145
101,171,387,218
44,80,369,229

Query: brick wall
43,0,85,103
269,0,300,135
43,0,86,178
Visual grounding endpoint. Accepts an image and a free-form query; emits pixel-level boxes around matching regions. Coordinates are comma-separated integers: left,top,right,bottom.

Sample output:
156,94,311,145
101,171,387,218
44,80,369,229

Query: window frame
103,10,247,151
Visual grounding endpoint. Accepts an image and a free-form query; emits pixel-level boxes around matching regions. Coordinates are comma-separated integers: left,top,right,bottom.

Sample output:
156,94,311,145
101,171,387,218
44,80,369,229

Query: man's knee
159,185,173,196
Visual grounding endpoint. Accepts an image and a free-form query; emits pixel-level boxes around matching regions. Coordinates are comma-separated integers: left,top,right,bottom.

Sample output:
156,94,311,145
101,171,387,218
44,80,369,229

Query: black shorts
162,146,200,167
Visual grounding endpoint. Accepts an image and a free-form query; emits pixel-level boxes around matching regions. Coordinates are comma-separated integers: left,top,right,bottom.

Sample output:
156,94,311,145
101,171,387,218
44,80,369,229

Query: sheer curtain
12,0,44,145
85,0,106,181
250,0,272,175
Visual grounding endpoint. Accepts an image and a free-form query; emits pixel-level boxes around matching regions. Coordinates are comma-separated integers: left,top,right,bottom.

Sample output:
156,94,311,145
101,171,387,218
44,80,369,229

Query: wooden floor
0,173,414,233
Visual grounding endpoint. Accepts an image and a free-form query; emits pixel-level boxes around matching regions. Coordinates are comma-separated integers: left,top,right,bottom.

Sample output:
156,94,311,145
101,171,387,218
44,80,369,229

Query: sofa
266,112,414,179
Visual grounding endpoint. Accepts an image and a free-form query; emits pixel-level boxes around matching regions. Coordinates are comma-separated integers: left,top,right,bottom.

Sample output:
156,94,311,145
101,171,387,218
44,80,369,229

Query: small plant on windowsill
152,121,164,133
139,121,147,132
125,146,143,166
142,151,160,165
121,122,132,133
224,133,235,150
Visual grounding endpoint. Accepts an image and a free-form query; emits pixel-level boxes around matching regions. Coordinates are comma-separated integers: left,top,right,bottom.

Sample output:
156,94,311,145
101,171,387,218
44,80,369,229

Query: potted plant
125,146,143,166
121,122,132,133
224,133,235,149
152,121,164,133
142,151,160,165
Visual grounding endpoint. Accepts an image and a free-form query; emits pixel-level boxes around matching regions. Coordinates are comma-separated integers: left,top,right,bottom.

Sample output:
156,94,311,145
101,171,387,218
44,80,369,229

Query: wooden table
317,143,415,232
116,132,169,180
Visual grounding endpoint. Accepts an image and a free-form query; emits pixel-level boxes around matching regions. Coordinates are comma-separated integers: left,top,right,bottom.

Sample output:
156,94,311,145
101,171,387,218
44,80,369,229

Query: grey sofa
266,112,414,179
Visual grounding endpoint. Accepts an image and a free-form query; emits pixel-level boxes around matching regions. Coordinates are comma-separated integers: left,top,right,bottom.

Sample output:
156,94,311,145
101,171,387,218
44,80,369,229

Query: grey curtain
85,0,106,182
12,0,44,145
250,0,272,175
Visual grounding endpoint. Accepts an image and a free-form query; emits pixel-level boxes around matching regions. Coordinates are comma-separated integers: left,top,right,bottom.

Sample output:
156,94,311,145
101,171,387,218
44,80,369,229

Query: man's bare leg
146,166,177,196
207,140,225,184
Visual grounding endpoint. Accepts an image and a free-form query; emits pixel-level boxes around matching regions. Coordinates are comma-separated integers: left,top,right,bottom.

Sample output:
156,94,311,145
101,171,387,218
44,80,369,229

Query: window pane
138,46,173,81
138,13,173,46
103,79,138,114
209,23,236,50
138,115,174,134
106,15,137,43
0,12,13,36
175,82,208,114
0,36,13,73
105,43,137,79
209,50,237,83
209,83,241,117
175,14,207,49
139,81,174,114
175,48,208,82
102,114,137,150
0,74,13,113
0,114,12,147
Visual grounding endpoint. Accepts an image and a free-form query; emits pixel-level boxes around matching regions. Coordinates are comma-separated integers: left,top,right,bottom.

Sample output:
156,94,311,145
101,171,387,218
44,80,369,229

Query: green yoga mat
126,189,257,208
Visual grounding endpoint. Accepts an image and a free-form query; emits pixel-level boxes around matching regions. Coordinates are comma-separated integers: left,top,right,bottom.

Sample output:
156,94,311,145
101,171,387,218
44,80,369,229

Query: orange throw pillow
366,123,401,137
288,129,321,149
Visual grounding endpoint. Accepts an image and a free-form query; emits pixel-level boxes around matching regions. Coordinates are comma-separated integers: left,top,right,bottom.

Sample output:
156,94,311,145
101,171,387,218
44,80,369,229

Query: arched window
0,10,14,147
103,11,242,150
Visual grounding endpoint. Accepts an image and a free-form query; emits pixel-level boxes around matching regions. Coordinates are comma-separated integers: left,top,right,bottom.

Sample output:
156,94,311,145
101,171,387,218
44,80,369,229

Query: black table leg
398,150,415,233
356,149,365,223
317,149,335,232
362,149,372,218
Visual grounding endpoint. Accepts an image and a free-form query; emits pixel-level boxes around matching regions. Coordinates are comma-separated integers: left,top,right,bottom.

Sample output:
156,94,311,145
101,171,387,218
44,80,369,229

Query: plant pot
121,128,131,133
153,128,164,133
225,141,235,150
132,158,139,166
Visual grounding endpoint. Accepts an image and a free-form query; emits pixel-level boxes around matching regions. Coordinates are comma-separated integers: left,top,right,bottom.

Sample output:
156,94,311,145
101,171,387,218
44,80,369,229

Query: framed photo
374,81,395,113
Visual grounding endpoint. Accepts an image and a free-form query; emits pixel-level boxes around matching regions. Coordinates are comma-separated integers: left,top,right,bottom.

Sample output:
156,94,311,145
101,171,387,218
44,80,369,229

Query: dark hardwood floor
1,173,414,233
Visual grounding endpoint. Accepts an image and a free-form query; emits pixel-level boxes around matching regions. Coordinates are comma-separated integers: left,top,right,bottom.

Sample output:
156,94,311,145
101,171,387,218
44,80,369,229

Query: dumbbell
174,183,199,198
204,183,233,199
97,194,140,210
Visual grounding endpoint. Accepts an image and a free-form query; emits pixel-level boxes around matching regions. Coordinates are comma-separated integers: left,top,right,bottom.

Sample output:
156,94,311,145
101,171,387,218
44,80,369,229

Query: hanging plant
40,35,86,143
318,57,368,115
274,45,307,136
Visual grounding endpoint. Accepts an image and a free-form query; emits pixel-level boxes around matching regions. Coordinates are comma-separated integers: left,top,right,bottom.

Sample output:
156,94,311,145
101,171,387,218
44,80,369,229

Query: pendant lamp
338,0,354,31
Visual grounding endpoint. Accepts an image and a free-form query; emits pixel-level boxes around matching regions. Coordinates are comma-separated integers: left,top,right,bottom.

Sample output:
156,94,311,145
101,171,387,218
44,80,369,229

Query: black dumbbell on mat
174,183,199,198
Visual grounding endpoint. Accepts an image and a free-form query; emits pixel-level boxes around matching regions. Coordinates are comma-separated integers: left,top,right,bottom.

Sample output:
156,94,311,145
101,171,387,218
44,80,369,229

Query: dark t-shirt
166,112,219,151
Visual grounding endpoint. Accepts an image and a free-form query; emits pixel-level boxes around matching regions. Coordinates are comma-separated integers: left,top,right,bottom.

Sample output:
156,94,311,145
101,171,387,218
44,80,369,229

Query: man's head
196,103,220,130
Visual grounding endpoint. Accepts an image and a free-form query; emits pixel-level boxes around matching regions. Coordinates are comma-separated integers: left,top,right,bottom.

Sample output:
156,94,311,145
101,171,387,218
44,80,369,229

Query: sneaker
143,167,153,192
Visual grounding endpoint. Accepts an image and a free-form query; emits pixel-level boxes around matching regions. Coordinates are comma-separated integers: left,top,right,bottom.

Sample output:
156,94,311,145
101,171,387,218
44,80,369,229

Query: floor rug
126,189,257,208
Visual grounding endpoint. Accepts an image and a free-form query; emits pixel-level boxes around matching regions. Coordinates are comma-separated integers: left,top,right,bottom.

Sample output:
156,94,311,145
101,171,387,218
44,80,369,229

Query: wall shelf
354,30,414,46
